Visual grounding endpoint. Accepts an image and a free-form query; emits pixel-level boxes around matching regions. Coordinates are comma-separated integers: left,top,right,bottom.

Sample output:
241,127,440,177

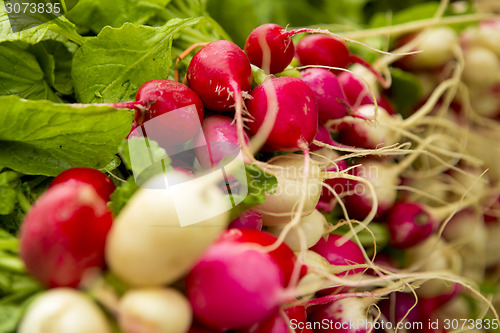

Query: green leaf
0,188,16,215
0,5,84,45
108,176,139,216
387,67,423,117
0,95,133,177
369,2,441,28
228,164,277,221
72,17,205,103
66,0,171,34
0,42,60,101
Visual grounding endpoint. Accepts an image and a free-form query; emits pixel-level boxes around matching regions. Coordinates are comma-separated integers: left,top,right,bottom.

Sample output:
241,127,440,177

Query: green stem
16,190,31,214
0,254,26,273
0,239,19,252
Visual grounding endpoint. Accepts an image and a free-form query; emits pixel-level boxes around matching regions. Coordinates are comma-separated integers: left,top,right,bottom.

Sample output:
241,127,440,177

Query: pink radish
133,79,205,147
386,201,437,249
228,209,263,231
300,68,348,123
19,182,112,288
244,23,296,74
185,240,288,330
310,125,338,151
194,115,242,170
246,76,318,151
310,234,365,276
186,40,253,111
49,167,116,202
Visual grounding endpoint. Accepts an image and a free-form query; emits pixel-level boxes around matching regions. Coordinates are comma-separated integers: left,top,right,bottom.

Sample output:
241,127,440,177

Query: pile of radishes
14,15,500,333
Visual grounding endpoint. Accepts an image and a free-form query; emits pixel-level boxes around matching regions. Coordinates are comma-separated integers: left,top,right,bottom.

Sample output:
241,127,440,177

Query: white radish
267,210,326,251
118,288,192,333
105,171,229,287
462,46,500,89
404,27,458,69
18,288,111,333
256,154,322,226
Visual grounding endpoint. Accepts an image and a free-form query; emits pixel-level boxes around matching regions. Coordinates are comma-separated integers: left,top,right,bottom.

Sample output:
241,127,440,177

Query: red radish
49,167,116,201
19,182,112,288
18,288,112,333
245,303,312,333
118,287,192,333
244,23,296,74
186,241,288,330
308,297,375,333
218,228,306,287
296,34,386,85
133,79,205,147
186,40,253,111
194,115,242,170
337,71,374,108
228,210,263,231
483,192,500,224
300,68,348,124
319,158,349,204
246,76,318,151
310,234,365,276
386,201,437,249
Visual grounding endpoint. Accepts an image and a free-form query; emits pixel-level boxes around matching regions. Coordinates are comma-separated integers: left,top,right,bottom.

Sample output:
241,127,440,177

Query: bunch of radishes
14,16,500,333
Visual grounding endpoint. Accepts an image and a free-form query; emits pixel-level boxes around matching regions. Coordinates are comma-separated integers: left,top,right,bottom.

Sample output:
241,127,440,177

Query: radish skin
118,288,192,333
18,288,111,333
105,171,229,286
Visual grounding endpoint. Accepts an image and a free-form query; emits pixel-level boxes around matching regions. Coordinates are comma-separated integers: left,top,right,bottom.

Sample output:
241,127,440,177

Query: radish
105,170,229,286
386,201,437,249
310,234,365,276
18,288,111,333
228,209,263,230
377,292,421,326
310,125,338,152
318,156,349,209
19,182,112,288
342,159,401,220
245,303,312,333
218,228,306,287
296,34,386,85
185,240,288,330
49,167,116,201
308,297,376,333
461,45,500,89
267,209,326,252
255,154,323,225
186,40,253,111
194,115,241,170
300,68,348,124
397,27,459,70
118,287,192,333
244,23,296,74
246,76,318,151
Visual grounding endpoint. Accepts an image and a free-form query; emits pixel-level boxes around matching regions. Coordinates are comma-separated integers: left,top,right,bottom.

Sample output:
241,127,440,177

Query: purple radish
244,23,296,74
185,241,288,330
228,210,263,231
246,76,318,151
301,68,349,124
186,40,253,112
386,202,437,249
